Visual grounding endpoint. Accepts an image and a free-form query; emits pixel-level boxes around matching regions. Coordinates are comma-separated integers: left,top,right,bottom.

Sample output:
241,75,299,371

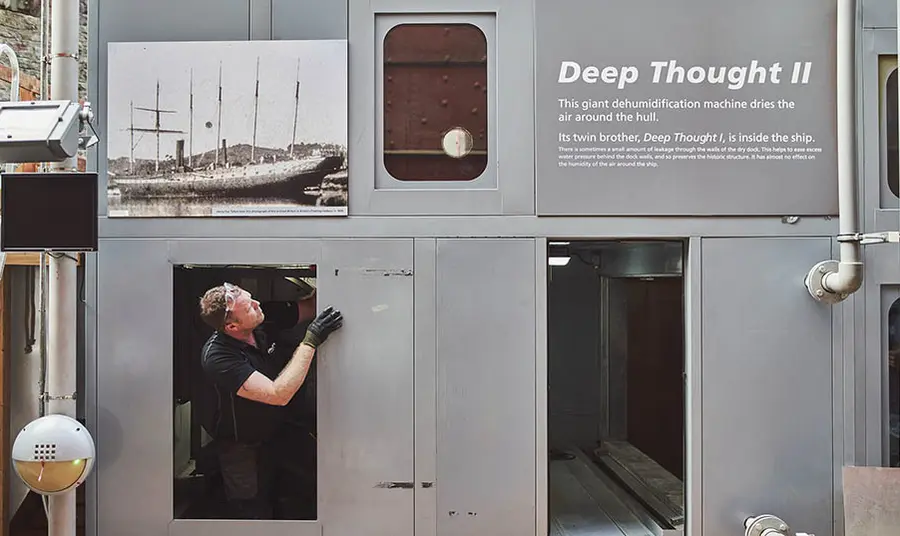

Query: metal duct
572,241,684,278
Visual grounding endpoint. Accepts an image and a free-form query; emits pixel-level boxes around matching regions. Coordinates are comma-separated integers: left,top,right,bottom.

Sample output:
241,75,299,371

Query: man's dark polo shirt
198,327,287,445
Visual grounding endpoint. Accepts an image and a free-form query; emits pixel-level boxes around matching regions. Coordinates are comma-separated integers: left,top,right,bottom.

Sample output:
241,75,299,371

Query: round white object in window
441,127,474,158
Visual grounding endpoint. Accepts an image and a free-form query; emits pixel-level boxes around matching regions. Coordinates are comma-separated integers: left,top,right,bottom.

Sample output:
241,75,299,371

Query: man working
196,280,342,519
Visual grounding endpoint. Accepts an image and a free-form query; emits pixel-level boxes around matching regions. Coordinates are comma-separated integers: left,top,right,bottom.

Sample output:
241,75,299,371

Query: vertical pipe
0,43,20,177
822,0,863,293
805,0,863,302
47,1,80,535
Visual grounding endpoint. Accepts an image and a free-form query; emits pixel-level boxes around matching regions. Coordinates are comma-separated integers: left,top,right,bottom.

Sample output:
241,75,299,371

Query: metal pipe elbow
822,260,863,295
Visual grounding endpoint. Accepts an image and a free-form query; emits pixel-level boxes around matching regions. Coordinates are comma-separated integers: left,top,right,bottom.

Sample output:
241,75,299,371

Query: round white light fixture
441,127,474,158
12,414,96,495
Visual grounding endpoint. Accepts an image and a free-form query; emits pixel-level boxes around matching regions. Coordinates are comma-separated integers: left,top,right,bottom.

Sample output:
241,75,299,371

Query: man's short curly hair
199,285,229,331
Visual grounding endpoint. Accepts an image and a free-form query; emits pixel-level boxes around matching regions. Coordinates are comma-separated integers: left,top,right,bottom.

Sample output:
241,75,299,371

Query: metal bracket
744,514,815,536
745,514,790,536
804,260,846,304
836,231,900,245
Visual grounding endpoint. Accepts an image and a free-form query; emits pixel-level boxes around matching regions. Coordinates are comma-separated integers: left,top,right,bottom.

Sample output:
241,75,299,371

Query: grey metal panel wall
96,239,174,536
433,238,536,536
863,0,895,28
414,239,438,536
272,0,348,40
701,237,834,536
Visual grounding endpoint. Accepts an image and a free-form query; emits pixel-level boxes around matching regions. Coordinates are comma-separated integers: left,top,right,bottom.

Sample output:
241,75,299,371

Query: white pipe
0,43,20,103
0,43,19,176
805,0,863,302
821,0,863,295
46,1,81,535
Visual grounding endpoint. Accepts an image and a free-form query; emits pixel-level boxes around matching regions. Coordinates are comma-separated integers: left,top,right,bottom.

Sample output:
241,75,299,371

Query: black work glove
302,306,343,348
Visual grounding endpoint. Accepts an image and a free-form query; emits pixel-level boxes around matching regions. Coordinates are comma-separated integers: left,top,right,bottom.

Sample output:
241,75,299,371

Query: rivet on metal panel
443,75,449,82
387,75,392,82
474,81,480,88
386,100,391,106
421,117,428,124
441,99,448,106
471,108,478,114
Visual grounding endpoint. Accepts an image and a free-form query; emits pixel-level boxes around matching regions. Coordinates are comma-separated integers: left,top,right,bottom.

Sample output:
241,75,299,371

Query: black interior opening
546,240,686,536
171,263,318,521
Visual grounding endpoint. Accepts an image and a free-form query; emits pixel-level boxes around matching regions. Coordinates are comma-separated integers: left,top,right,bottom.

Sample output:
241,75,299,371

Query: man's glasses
223,282,240,318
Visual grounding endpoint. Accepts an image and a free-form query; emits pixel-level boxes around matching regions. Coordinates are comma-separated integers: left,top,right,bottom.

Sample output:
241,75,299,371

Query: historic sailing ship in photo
107,52,348,215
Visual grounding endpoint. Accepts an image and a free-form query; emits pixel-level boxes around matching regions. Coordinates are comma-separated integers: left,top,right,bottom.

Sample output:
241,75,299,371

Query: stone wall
0,0,89,100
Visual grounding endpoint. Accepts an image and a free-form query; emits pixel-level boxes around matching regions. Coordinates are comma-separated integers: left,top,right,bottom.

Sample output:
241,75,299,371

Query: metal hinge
374,481,414,489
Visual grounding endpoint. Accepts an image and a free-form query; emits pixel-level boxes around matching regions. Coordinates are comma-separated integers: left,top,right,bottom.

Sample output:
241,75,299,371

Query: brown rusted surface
383,23,488,181
384,23,487,63
843,466,900,536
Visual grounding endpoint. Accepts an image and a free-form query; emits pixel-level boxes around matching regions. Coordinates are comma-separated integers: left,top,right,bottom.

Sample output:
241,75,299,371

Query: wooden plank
594,441,684,528
1,277,8,536
3,253,82,267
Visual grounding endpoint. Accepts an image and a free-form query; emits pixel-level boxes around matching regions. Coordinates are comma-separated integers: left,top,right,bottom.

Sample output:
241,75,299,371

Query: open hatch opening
172,263,319,521
547,240,686,536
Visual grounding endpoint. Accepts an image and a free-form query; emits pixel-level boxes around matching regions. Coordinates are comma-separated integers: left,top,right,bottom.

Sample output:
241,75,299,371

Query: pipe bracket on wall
744,514,815,536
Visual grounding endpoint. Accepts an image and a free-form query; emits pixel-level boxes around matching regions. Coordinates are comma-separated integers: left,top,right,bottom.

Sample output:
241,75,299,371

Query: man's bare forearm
273,343,316,402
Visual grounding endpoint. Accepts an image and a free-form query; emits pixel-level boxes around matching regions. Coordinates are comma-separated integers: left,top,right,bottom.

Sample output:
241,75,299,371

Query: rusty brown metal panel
842,466,900,536
384,23,487,63
383,23,488,181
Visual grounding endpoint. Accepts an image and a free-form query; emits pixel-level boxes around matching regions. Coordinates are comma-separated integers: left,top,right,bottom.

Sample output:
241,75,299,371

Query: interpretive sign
535,0,838,215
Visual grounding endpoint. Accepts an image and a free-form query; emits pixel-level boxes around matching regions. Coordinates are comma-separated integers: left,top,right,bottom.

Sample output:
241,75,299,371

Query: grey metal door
412,238,538,536
317,239,416,536
699,237,834,536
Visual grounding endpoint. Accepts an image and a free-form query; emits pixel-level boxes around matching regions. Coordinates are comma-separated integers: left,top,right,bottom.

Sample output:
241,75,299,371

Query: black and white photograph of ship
106,40,348,217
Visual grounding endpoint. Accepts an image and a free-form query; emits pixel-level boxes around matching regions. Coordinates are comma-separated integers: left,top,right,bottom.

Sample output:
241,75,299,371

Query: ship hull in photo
110,155,345,200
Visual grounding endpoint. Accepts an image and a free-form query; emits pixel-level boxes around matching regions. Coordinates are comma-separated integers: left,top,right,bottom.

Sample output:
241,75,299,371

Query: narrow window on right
885,66,898,199
383,23,488,181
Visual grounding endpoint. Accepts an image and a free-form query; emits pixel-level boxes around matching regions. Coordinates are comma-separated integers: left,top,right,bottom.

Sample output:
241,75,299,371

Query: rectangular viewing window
172,263,319,521
546,240,686,535
382,21,489,182
880,55,898,207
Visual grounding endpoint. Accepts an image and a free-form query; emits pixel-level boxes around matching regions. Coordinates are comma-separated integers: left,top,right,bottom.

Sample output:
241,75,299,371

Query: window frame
374,13,497,191
878,55,898,207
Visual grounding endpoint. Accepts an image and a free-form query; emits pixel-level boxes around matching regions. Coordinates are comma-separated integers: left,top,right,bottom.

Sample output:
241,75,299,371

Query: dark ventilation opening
547,240,686,536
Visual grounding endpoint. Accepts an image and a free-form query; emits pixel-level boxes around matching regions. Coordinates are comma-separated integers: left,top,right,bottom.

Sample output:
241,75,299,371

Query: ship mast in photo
126,79,185,174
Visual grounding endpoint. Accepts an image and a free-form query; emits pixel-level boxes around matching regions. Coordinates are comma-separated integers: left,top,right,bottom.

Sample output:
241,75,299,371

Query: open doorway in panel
546,240,686,536
172,263,319,521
